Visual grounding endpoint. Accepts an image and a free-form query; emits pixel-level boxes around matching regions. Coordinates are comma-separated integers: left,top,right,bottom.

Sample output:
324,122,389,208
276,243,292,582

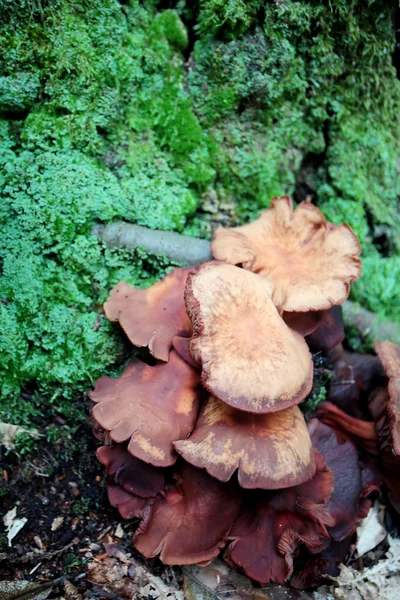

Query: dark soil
0,401,182,598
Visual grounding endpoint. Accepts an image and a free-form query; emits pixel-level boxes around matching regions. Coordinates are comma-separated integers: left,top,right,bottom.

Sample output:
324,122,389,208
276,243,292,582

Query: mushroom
290,422,382,590
369,387,400,513
317,402,378,455
133,463,242,565
103,267,192,361
211,196,361,313
306,306,345,354
308,419,377,543
185,261,313,413
98,444,166,522
172,335,200,369
290,537,352,589
174,396,315,489
97,445,165,498
90,350,201,466
283,310,326,337
225,450,335,584
374,341,400,454
323,344,385,418
107,482,152,521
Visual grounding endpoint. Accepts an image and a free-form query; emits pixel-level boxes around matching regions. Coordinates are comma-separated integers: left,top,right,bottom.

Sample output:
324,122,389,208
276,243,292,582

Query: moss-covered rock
0,0,399,431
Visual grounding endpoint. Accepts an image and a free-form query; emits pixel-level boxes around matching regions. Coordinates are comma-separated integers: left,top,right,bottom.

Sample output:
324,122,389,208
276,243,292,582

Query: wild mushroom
90,350,201,466
103,267,192,361
211,196,361,313
324,345,385,418
317,402,378,455
374,341,400,454
225,450,335,584
97,445,165,498
306,306,345,354
283,310,325,337
172,335,200,369
133,463,242,565
174,396,315,489
185,261,313,413
369,387,400,513
290,423,382,590
308,419,378,543
98,444,166,522
107,482,152,520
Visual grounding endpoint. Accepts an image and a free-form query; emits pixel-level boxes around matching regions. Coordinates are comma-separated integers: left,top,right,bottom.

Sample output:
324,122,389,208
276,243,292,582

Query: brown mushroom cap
283,310,325,337
325,345,385,418
97,445,165,498
211,196,361,312
317,401,378,455
90,351,201,467
103,267,192,361
374,341,400,455
226,450,334,584
172,335,200,370
306,306,345,353
308,419,368,542
107,482,152,520
133,463,242,565
185,261,313,413
174,397,315,489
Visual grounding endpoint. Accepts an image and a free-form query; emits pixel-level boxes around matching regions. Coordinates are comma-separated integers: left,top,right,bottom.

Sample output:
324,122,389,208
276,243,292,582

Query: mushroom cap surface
97,444,165,498
90,350,201,466
107,482,152,520
211,196,361,312
226,450,334,584
175,397,315,489
104,267,192,361
374,341,400,455
185,261,313,413
283,310,325,337
308,419,367,542
134,463,242,565
306,306,345,353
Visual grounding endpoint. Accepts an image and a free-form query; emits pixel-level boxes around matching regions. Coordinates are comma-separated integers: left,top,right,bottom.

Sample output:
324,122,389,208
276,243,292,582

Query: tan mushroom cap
211,196,362,312
103,267,192,362
90,350,200,467
185,261,313,413
374,341,400,455
174,397,315,489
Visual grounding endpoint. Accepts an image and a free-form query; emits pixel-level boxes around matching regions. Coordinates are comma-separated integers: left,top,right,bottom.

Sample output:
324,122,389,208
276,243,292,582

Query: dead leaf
114,523,124,538
332,536,400,600
63,580,81,600
51,516,64,532
3,507,27,546
0,580,54,600
356,502,386,558
87,556,137,598
104,542,131,564
0,421,41,451
183,560,313,600
136,564,183,600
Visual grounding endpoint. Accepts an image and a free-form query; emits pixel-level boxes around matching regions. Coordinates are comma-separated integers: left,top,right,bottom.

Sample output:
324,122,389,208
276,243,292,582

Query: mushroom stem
92,221,400,343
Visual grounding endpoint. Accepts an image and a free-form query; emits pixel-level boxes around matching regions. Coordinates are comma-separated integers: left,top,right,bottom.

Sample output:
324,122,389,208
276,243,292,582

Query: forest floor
0,396,188,599
0,396,396,600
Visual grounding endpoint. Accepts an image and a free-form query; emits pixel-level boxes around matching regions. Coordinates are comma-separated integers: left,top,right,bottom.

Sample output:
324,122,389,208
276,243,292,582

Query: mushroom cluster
90,197,393,588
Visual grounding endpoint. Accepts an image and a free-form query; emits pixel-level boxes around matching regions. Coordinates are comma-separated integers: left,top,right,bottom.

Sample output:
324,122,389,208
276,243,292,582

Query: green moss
351,255,400,323
0,0,399,446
